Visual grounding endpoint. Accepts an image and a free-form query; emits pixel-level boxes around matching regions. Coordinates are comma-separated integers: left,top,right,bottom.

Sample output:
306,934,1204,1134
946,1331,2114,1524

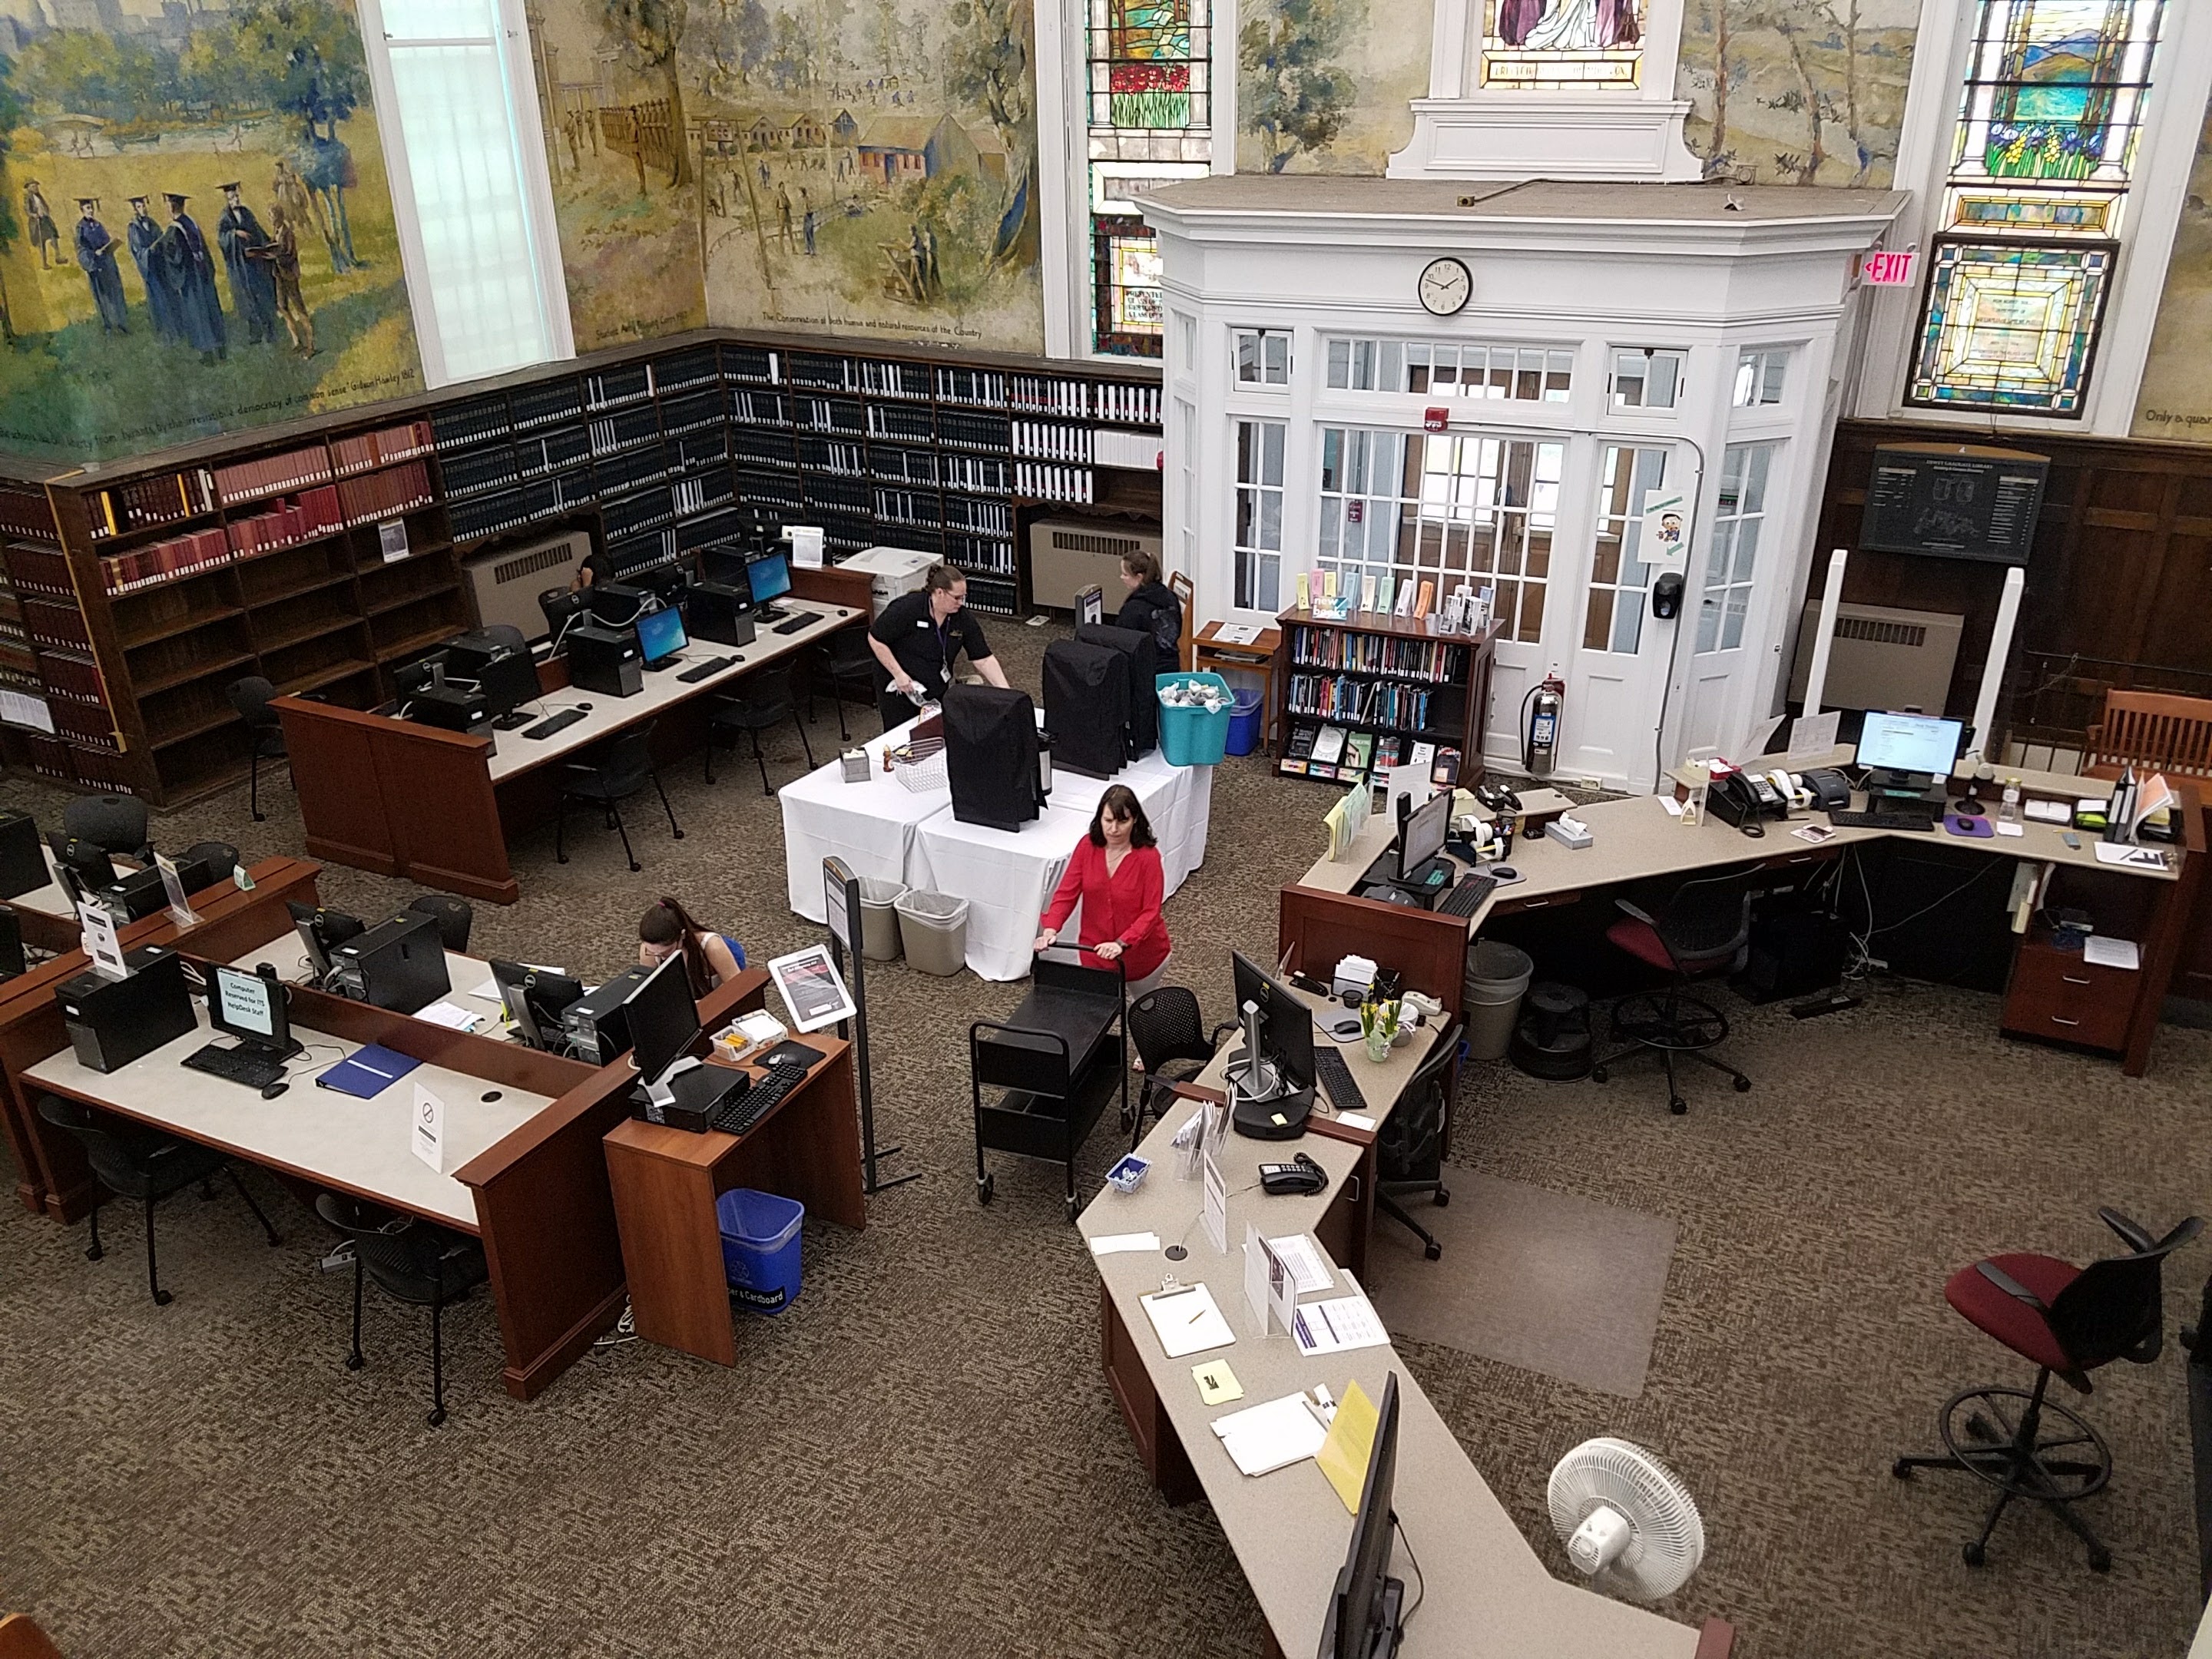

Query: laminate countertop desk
5,843,254,958
276,594,865,904
1077,1071,1730,1659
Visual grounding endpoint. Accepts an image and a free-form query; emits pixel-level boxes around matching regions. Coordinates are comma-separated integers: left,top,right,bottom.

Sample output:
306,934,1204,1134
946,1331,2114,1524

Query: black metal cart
970,950,1128,1223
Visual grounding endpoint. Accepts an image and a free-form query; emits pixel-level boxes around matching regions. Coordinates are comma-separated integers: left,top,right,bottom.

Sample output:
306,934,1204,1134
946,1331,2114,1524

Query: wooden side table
1190,621,1283,750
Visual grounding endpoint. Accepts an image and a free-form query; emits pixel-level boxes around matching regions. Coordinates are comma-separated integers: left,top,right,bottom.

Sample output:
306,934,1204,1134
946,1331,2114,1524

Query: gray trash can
1463,939,1535,1061
894,889,969,976
857,877,907,962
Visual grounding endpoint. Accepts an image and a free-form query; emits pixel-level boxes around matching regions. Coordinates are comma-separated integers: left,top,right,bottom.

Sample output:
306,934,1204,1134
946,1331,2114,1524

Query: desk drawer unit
2002,940,2135,1053
1488,889,1581,919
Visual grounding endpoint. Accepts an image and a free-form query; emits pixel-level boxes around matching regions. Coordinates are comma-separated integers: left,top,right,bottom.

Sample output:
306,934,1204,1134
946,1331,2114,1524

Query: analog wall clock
1418,257,1472,316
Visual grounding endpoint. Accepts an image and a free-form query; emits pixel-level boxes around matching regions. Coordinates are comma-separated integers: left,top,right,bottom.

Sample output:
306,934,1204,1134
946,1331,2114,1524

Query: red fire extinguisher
1522,671,1565,775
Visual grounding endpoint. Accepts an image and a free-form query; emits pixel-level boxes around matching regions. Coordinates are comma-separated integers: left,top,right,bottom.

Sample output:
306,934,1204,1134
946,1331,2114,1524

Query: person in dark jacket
1114,548,1182,664
73,200,129,334
125,197,177,343
156,193,227,363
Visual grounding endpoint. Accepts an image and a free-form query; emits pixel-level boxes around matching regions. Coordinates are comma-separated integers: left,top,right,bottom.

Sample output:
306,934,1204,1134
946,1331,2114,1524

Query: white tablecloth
779,716,949,923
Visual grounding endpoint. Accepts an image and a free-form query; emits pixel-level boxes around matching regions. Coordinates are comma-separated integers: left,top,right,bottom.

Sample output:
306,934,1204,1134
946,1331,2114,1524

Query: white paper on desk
1338,1112,1376,1133
1213,623,1263,647
1141,1283,1235,1359
1786,709,1841,762
409,1083,445,1174
1292,1284,1389,1357
1212,1393,1327,1476
2083,935,2141,971
1995,820,2025,837
415,1000,483,1032
1091,1231,1161,1256
1202,1148,1228,1255
2093,842,2172,870
1267,1233,1336,1295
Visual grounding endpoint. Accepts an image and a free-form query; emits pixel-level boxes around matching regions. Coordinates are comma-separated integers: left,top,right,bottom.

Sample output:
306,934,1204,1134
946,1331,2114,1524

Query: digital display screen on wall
1860,445,2049,567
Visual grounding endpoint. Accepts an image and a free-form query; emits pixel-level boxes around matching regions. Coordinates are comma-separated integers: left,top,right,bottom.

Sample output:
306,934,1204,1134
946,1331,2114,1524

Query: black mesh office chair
1377,1021,1462,1261
315,1192,490,1428
809,630,879,742
406,894,474,953
179,840,239,884
224,675,287,823
479,624,528,653
555,722,683,872
1590,870,1756,1114
61,794,153,864
1124,986,1236,1149
35,1093,281,1304
538,587,585,644
707,667,816,796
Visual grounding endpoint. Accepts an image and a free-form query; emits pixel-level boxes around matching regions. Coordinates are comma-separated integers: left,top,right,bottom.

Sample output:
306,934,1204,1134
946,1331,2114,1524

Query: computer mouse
260,1081,290,1100
575,702,592,713
482,1090,502,1103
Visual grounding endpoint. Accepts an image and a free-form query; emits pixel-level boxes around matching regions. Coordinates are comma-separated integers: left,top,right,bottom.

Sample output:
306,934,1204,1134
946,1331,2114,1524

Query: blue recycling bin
717,1187,805,1315
1225,688,1265,757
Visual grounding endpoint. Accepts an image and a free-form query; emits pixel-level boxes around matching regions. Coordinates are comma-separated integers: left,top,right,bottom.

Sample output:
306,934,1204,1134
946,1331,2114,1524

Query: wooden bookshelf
1273,608,1501,793
0,329,1162,806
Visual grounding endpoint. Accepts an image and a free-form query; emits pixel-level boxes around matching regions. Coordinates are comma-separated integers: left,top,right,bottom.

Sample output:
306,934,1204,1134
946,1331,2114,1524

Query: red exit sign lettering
1861,250,1916,286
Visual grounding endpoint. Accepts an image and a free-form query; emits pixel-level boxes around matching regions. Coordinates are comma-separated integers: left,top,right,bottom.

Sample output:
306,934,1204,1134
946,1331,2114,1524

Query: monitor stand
493,710,535,730
1867,767,1935,798
757,604,788,623
249,1036,306,1062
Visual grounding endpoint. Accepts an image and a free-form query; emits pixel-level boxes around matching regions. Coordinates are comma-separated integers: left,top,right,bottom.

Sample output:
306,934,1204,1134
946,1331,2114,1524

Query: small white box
1332,954,1377,1000
1545,816,1594,849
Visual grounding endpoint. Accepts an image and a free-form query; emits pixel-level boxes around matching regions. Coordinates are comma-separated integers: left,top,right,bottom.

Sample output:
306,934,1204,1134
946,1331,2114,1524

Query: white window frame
1233,416,1287,612
1608,346,1687,411
359,0,574,386
1695,442,1779,656
1234,327,1293,387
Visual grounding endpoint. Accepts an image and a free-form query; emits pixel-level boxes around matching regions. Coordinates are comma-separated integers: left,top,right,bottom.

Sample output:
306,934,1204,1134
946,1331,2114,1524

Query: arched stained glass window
1908,0,2165,416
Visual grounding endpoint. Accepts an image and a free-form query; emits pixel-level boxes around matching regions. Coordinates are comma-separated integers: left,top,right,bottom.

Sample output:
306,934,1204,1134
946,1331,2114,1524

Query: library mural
0,0,423,462
2134,84,2212,442
1236,0,1426,175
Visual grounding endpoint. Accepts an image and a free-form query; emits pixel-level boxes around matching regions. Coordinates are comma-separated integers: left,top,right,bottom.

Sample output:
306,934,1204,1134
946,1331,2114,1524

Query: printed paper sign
1639,488,1691,571
77,899,125,982
410,1083,445,1174
153,853,201,927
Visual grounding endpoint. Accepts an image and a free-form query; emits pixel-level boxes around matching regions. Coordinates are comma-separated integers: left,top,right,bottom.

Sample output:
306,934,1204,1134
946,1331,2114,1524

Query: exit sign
1861,250,1916,286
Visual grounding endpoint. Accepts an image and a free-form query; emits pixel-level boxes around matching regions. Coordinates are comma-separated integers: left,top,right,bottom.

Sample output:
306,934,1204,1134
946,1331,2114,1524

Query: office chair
706,667,816,796
1376,1021,1462,1261
478,624,528,653
1895,1207,2203,1571
1124,986,1237,1150
35,1093,281,1305
808,629,879,742
179,840,238,885
315,1192,490,1428
1589,870,1755,1115
555,723,683,873
61,794,153,864
538,587,585,644
224,676,287,823
406,894,474,953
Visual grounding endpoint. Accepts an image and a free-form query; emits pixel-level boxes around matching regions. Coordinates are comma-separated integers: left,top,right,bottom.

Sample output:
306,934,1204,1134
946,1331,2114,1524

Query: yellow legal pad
1317,1379,1380,1514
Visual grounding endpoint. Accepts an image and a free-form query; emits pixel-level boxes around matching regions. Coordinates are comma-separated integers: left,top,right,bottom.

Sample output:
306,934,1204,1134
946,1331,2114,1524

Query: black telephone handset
1259,1152,1330,1196
1710,770,1783,837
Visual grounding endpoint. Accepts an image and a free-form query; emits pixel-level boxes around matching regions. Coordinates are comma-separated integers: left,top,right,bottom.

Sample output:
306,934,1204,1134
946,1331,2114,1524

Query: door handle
2061,974,2091,985
1345,1175,1360,1204
2051,1015,2080,1028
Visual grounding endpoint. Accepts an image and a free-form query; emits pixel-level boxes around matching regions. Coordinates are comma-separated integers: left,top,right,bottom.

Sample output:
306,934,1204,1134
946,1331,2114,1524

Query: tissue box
1545,816,1594,849
1333,955,1377,1000
841,749,870,783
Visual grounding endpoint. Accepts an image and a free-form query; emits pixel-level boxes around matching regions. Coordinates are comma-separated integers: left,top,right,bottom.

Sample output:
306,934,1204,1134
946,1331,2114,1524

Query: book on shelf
1395,579,1417,617
1430,746,1462,788
1373,574,1394,616
213,443,331,505
1312,724,1347,767
330,420,434,476
1413,579,1435,619
1375,735,1403,772
101,525,231,594
1342,731,1375,777
227,485,343,558
1283,724,1319,775
337,460,433,527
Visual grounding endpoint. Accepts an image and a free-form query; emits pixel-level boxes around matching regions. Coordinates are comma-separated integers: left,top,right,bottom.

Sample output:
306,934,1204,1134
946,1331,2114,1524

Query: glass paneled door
1556,442,1684,787
1679,443,1786,763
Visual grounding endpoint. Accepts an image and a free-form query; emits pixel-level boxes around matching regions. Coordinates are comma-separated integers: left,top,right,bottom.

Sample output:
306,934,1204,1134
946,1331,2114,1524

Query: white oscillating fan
1546,1438,1706,1601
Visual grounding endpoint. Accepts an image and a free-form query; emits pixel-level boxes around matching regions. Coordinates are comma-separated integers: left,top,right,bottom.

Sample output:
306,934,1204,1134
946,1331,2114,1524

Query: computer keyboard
1312,1048,1367,1118
712,1059,810,1137
773,614,820,635
1829,808,1938,833
677,656,738,683
522,707,589,740
1438,872,1498,918
182,1042,286,1089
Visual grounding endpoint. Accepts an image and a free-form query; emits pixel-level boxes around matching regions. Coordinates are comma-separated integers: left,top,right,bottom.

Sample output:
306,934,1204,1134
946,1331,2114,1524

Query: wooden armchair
2083,690,2212,781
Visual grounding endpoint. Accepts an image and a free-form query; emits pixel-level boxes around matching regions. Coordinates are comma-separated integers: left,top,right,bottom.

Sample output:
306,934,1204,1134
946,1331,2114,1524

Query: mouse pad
1944,813,1995,838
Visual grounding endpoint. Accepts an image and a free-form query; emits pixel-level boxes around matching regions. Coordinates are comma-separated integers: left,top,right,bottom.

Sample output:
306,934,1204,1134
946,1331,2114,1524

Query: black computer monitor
289,901,364,985
208,963,301,1058
0,906,23,979
0,810,46,900
475,649,541,719
1396,790,1453,885
48,833,117,893
1230,948,1316,1094
621,951,702,1088
392,652,448,701
636,605,688,669
748,551,792,607
1856,711,1964,786
489,959,586,1051
1320,1371,1406,1659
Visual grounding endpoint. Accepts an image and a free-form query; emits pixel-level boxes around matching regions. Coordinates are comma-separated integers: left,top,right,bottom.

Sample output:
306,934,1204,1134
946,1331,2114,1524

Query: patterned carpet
2,618,2207,1658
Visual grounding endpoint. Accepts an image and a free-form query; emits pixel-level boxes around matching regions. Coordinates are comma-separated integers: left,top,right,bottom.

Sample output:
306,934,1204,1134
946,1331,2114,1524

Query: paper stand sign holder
823,856,920,1194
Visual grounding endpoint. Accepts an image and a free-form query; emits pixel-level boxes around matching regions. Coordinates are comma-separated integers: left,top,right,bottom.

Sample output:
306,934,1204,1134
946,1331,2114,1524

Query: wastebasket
717,1187,805,1314
1463,939,1535,1061
1226,688,1265,757
1156,671,1233,767
857,877,907,962
895,889,970,976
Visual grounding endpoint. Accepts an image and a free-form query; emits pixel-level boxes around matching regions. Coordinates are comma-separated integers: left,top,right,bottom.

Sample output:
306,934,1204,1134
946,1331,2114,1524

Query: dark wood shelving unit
1273,608,1502,791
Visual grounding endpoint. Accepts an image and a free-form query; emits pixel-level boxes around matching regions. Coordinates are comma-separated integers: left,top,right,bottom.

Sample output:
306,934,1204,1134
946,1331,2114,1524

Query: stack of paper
1141,1283,1235,1359
1211,1393,1329,1476
1292,1287,1389,1357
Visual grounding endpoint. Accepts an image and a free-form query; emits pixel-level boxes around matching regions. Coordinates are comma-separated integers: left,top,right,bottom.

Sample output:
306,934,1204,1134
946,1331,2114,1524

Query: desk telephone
1259,1152,1330,1196
1710,764,1852,835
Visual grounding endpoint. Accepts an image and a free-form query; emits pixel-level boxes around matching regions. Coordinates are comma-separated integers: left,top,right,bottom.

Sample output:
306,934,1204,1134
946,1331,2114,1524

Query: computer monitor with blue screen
636,606,687,669
1857,711,1963,788
748,552,791,612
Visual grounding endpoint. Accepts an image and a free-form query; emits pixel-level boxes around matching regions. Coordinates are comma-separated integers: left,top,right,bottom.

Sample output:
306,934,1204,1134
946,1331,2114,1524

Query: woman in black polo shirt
867,562,1011,729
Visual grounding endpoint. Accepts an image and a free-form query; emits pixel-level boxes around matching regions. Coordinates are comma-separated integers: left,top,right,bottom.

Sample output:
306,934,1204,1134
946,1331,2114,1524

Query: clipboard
315,1043,422,1099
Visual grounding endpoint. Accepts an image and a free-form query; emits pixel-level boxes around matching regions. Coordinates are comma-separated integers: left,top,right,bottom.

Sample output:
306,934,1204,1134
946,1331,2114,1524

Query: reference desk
1077,1087,1730,1659
278,594,865,904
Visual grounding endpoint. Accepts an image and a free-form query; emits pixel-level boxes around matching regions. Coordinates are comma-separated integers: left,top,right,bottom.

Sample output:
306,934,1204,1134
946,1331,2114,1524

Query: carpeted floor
2,618,2207,1658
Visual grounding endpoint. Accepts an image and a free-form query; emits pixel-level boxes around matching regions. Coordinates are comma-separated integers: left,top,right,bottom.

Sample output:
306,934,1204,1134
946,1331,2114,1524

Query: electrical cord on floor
593,1299,637,1349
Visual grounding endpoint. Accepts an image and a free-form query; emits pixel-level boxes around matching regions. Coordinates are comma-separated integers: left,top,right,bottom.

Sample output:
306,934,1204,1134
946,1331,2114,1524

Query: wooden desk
602,1038,866,1366
1191,620,1283,748
277,594,866,903
4,843,252,957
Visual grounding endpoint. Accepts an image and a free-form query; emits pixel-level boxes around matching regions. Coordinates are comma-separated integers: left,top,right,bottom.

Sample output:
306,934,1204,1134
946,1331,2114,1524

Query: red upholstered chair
1588,870,1755,1114
1894,1207,2202,1571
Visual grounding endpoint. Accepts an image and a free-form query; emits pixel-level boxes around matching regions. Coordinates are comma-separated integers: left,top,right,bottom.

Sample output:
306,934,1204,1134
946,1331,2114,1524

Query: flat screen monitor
1321,1371,1405,1659
209,964,296,1055
1230,948,1315,1094
747,551,792,606
475,650,541,718
622,951,702,1086
392,652,447,700
289,901,364,985
0,810,46,900
1856,711,1964,779
1398,789,1453,879
489,959,585,1051
636,606,688,668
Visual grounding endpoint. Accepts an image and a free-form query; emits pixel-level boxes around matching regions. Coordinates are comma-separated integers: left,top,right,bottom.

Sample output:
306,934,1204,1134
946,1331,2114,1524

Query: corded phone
1259,1152,1330,1195
1708,768,1786,836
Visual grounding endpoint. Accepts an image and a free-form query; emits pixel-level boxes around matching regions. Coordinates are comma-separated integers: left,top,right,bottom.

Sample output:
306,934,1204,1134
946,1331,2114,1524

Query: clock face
1418,257,1472,317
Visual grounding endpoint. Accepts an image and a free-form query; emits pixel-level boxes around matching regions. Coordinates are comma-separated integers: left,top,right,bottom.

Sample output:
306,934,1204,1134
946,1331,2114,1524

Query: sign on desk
411,1083,445,1174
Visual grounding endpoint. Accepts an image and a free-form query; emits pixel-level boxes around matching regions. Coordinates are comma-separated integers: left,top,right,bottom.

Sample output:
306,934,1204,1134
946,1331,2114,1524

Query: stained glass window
1481,0,1644,91
1909,1,2164,416
1087,0,1213,357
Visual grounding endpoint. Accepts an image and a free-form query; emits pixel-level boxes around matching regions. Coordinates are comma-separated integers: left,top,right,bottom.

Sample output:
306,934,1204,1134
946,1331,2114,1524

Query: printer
56,945,196,1072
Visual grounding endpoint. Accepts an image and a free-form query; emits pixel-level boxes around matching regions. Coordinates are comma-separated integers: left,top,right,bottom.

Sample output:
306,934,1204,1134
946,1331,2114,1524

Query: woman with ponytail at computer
638,897,747,995
1032,784,1173,997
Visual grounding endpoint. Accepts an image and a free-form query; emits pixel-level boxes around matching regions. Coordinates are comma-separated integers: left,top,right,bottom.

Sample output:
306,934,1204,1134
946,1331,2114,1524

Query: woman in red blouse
1033,784,1174,994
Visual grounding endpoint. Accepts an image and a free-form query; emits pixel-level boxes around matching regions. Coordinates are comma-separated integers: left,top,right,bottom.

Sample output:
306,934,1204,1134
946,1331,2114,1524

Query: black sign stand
823,856,919,1193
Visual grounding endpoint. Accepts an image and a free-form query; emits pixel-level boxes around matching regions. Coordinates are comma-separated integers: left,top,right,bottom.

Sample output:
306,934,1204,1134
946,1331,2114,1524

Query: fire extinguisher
1522,671,1565,775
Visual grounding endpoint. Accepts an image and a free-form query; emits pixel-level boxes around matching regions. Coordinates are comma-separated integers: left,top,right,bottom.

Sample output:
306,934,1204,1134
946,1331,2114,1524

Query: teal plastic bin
1226,689,1264,757
1156,672,1233,767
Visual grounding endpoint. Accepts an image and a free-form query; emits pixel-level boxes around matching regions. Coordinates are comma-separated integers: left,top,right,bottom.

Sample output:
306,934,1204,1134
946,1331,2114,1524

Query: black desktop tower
56,946,196,1073
0,810,45,900
1076,622,1159,757
562,965,649,1064
945,684,1042,831
1042,640,1129,780
328,912,451,1015
567,624,644,697
684,581,757,647
1739,909,1848,1002
0,907,23,979
408,683,492,733
440,630,507,681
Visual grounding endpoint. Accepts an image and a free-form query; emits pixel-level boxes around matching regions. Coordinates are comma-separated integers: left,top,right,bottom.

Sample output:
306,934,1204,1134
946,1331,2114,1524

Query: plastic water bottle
1998,776,2023,830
